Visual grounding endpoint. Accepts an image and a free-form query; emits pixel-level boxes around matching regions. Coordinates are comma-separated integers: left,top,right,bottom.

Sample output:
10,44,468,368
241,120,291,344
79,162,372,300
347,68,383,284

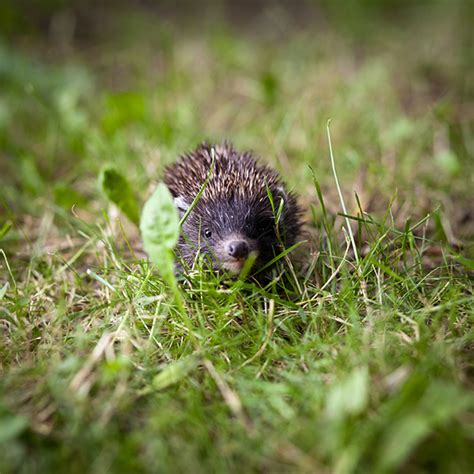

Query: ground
0,1,473,473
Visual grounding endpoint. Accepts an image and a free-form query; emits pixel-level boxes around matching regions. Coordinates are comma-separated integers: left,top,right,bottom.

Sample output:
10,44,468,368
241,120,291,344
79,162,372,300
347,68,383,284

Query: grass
1,1,473,473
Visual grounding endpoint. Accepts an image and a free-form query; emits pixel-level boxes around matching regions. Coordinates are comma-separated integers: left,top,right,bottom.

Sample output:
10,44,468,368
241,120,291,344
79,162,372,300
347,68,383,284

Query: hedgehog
164,142,302,277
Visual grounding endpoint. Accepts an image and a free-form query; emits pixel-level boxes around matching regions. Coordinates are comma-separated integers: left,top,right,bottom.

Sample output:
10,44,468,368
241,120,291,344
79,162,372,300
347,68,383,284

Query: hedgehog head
165,142,301,276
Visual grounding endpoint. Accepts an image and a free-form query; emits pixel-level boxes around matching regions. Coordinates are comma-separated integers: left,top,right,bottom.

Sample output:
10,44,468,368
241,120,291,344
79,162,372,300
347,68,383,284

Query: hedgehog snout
215,234,259,274
226,240,249,259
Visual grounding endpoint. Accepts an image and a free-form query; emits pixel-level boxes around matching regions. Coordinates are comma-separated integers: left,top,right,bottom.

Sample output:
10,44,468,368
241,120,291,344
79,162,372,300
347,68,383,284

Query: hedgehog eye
204,228,212,238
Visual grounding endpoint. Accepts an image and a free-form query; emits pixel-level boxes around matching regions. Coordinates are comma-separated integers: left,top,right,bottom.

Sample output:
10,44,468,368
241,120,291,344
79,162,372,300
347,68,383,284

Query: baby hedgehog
164,142,302,276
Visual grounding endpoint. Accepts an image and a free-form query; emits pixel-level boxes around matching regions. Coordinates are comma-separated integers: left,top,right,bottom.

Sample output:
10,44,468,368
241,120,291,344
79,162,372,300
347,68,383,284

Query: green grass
1,2,473,473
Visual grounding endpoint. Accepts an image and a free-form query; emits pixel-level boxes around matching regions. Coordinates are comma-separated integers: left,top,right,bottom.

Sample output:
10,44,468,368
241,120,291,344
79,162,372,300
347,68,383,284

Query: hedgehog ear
174,196,190,216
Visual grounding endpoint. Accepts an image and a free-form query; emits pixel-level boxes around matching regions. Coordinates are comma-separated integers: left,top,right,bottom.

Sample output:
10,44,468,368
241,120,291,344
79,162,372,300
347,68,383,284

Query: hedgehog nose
227,240,249,259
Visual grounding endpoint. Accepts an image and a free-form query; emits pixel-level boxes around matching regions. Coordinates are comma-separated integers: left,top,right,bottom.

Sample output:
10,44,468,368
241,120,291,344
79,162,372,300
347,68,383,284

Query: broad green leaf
99,166,140,226
140,182,180,277
152,356,197,391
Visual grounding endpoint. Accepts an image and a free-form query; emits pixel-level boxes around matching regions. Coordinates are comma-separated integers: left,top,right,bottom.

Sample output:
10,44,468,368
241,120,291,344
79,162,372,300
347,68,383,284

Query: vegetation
1,1,473,472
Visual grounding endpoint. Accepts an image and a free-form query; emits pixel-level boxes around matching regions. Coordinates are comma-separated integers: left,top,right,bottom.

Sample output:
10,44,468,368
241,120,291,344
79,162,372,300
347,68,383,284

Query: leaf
152,356,197,391
140,182,180,277
99,166,140,226
325,366,369,419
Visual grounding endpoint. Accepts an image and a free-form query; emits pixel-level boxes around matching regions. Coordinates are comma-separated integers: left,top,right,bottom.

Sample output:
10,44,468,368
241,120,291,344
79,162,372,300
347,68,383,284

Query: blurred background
0,0,473,245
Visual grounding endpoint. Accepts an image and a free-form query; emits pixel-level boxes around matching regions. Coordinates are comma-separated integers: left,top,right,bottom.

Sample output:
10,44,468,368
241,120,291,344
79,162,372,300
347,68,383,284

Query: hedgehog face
165,142,302,277
175,195,284,275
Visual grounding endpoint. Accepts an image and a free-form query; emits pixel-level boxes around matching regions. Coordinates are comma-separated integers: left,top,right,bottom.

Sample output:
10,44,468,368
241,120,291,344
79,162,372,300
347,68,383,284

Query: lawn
1,1,473,473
